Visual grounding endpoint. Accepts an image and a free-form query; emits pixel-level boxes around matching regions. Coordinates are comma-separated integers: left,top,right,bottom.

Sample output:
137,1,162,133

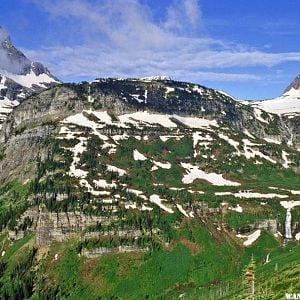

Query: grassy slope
3,221,292,299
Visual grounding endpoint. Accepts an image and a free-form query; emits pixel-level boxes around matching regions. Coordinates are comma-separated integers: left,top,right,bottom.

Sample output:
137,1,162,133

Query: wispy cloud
164,0,202,33
0,26,30,73
24,0,300,82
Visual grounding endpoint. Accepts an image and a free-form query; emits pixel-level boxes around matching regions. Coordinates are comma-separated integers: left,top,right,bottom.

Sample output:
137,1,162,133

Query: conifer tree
242,255,256,299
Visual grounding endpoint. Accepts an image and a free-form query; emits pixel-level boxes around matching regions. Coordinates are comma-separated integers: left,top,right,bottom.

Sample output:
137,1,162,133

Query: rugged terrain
0,26,59,126
0,74,299,299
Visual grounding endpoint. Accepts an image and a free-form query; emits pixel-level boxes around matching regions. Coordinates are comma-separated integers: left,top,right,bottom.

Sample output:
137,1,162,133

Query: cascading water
285,208,292,239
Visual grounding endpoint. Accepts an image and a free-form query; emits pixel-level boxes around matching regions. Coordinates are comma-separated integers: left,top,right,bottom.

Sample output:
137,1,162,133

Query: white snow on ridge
0,69,59,89
192,85,204,95
119,111,177,128
62,112,109,140
174,115,218,129
181,163,240,186
218,90,235,99
250,88,300,115
61,110,219,133
140,76,171,81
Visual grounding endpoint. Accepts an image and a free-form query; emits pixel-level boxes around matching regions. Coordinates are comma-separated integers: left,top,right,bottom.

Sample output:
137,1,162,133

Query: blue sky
1,0,300,100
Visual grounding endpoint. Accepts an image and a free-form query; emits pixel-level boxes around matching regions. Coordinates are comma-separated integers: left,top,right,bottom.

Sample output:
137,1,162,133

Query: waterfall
285,208,292,239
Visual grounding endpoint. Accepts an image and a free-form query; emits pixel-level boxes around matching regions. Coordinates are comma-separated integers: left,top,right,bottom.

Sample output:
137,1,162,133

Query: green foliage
225,211,272,231
0,181,29,231
0,236,36,299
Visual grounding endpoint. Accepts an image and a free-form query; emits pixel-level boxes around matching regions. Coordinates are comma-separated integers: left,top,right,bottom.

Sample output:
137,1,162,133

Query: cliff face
0,86,81,183
0,79,298,185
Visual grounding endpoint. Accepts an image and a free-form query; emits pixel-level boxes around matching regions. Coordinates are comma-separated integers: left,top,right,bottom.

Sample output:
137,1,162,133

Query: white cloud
165,0,201,33
25,0,300,83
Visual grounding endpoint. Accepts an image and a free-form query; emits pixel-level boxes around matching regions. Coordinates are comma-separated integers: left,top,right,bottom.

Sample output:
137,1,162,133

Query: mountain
0,23,300,300
0,76,299,299
0,26,59,126
249,75,300,115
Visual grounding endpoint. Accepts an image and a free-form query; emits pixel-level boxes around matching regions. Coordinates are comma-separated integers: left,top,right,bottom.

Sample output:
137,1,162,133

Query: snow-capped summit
0,26,59,90
249,74,300,115
140,75,171,81
284,74,300,93
0,26,59,126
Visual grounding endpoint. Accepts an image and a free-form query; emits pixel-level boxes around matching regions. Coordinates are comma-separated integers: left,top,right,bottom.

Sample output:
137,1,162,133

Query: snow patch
133,149,147,161
280,201,300,209
106,165,127,176
235,191,288,199
229,204,243,213
237,229,261,246
253,108,269,123
149,194,174,213
176,204,190,217
181,163,240,186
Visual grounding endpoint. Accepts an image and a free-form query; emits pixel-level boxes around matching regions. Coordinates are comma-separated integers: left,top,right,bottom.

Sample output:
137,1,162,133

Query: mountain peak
0,25,58,81
0,25,60,127
0,26,31,75
283,74,300,94
0,26,10,44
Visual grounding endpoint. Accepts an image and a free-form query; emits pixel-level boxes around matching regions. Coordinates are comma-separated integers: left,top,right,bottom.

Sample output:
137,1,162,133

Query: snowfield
181,163,240,186
0,68,59,89
249,88,300,115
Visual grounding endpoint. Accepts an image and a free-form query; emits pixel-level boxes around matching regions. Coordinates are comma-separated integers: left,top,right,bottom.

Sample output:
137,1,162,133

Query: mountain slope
250,74,300,116
0,77,299,298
